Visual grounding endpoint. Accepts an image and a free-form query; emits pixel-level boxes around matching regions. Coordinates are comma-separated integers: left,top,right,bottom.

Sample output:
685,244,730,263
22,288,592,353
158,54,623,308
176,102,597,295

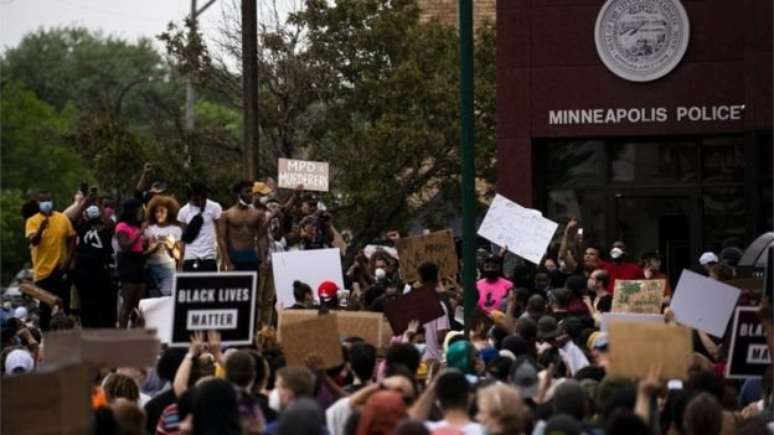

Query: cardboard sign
670,269,741,337
171,272,257,347
140,296,173,344
278,309,388,349
272,248,344,309
477,194,559,264
277,158,330,192
383,286,445,335
396,230,458,283
612,279,665,314
608,321,693,380
726,307,772,379
600,312,664,332
2,363,91,435
280,313,343,368
43,329,160,369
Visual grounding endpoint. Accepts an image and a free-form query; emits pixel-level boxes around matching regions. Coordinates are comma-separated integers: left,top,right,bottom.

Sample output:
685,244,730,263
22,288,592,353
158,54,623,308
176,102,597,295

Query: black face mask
483,270,500,280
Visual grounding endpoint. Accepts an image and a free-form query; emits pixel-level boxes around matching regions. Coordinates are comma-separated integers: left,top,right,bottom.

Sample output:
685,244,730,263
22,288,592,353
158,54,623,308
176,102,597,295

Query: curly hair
145,195,181,225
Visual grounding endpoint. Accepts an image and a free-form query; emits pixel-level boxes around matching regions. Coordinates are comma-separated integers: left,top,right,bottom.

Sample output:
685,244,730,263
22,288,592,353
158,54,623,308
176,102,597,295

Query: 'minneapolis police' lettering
548,105,745,126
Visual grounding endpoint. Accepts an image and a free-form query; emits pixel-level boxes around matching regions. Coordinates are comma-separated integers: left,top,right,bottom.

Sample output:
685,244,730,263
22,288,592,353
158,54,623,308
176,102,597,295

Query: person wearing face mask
476,255,514,314
25,191,77,330
72,204,116,328
220,180,264,272
599,241,644,294
264,366,319,435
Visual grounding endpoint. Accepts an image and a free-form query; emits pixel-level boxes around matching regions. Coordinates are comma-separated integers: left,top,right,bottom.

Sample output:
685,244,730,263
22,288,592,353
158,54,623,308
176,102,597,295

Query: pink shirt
115,222,144,253
476,277,514,313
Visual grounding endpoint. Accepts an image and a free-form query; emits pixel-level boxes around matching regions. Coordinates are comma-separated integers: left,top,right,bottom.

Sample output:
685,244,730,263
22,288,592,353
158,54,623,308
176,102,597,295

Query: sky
0,0,297,55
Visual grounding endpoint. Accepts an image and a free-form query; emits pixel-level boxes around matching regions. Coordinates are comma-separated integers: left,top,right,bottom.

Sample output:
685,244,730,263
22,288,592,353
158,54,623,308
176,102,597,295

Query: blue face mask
39,201,53,214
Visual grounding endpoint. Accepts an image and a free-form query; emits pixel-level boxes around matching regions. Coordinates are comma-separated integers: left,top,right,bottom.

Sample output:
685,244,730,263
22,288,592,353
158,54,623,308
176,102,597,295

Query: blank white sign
670,269,741,337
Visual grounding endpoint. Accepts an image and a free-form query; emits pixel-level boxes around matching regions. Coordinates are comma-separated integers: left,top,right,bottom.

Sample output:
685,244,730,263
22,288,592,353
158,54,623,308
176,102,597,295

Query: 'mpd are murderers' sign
726,307,772,379
171,272,257,347
278,158,330,192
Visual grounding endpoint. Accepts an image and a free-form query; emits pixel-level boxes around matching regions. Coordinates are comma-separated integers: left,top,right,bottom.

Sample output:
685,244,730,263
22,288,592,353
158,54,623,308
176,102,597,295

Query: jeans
147,262,176,297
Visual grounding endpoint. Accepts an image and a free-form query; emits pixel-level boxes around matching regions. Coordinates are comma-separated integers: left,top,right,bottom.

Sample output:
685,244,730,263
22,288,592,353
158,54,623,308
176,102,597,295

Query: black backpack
181,203,206,244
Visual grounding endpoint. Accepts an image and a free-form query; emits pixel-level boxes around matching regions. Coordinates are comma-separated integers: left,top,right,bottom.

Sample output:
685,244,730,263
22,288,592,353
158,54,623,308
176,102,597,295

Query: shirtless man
219,180,264,271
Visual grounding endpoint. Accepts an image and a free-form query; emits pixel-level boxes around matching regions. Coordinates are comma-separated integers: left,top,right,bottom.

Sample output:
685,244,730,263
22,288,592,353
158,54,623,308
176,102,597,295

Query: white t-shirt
177,199,223,260
426,420,486,435
144,224,182,264
325,397,352,435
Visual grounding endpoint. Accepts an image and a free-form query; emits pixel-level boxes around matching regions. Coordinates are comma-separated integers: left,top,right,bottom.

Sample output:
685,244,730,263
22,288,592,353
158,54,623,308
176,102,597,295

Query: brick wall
418,0,496,27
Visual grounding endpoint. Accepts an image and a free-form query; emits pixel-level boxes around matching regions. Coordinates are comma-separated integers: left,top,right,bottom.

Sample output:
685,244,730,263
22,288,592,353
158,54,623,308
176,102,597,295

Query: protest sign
2,363,91,435
383,286,445,335
396,230,458,283
608,321,693,380
278,309,388,349
43,329,160,369
272,248,344,309
670,269,741,337
611,279,665,314
600,312,664,332
139,296,173,343
171,272,257,347
726,307,772,379
280,313,343,368
277,158,330,192
477,194,559,264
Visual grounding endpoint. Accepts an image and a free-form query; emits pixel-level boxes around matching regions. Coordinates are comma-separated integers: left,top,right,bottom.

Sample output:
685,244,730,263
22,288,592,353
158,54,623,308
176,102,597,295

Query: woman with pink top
115,198,147,328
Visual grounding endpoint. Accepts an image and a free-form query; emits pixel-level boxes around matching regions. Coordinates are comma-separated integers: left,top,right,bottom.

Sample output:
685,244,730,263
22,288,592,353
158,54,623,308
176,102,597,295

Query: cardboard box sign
278,310,388,349
43,329,160,369
280,313,344,368
612,279,666,314
600,312,664,332
396,230,459,283
608,321,693,380
383,286,445,335
2,364,92,435
726,307,772,379
171,272,257,347
277,158,330,192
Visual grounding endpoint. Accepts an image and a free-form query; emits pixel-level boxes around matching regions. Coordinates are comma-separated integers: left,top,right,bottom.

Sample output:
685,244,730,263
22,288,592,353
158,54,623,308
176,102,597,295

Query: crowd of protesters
2,161,773,435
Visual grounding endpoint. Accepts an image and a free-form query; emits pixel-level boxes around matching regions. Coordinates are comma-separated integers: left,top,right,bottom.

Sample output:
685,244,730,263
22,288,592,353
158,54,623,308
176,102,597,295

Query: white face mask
414,343,427,355
268,388,282,412
610,247,624,259
375,267,387,280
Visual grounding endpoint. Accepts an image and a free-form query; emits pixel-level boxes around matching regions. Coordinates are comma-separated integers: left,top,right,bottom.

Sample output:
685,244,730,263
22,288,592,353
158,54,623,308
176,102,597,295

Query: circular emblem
595,0,690,82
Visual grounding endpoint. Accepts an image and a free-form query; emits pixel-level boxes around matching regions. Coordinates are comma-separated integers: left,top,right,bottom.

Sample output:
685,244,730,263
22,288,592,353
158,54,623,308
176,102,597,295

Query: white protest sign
670,269,741,337
600,312,664,332
139,297,174,343
272,248,344,309
278,158,330,192
477,194,559,264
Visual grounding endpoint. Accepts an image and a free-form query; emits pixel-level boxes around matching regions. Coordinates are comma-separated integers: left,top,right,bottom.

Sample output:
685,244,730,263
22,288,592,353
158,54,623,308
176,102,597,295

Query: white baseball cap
13,306,28,322
699,252,719,266
5,349,34,375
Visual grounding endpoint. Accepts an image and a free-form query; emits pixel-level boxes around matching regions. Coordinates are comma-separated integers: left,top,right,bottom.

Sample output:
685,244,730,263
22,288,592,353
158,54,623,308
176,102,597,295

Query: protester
220,180,263,272
224,350,265,434
144,195,182,297
288,281,315,309
475,383,526,435
263,365,318,434
72,203,116,327
25,190,76,330
276,397,327,435
177,182,225,272
411,369,485,434
115,198,147,328
476,255,514,314
599,241,644,293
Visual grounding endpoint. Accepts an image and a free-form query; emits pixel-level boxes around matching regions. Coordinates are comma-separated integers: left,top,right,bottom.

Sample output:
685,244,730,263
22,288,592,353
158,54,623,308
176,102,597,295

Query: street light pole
458,0,476,332
242,0,259,180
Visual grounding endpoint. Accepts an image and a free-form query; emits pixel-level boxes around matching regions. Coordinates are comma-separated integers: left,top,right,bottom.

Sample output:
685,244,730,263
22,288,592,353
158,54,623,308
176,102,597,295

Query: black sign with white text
171,272,257,347
726,307,771,379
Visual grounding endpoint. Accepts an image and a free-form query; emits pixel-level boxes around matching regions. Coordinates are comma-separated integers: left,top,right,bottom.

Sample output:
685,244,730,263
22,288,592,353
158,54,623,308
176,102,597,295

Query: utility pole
458,0,476,333
242,0,259,180
185,0,217,133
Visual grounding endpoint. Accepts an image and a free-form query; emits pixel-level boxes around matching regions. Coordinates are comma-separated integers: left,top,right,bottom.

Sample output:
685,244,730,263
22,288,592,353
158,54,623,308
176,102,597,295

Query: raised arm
559,218,579,272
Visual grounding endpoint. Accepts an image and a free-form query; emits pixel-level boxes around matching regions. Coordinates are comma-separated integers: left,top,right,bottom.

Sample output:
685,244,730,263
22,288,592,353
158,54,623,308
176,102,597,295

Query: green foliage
0,190,28,284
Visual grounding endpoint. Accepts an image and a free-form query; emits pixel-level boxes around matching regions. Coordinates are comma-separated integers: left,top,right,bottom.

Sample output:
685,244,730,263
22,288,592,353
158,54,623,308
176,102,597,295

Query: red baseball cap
318,281,339,301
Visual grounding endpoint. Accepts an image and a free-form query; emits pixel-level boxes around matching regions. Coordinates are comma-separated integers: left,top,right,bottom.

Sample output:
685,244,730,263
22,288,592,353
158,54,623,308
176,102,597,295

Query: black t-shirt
76,223,113,268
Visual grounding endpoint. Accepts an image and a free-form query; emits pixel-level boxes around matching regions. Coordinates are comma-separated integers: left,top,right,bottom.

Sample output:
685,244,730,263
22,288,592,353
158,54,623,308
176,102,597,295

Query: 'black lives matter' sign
726,306,771,379
171,272,257,347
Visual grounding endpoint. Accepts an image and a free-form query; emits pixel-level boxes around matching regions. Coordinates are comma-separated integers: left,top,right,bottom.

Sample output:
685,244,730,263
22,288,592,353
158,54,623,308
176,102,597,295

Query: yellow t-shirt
25,212,76,281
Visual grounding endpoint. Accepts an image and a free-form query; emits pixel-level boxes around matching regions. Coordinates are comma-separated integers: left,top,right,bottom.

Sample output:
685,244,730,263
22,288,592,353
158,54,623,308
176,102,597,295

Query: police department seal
595,0,690,82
